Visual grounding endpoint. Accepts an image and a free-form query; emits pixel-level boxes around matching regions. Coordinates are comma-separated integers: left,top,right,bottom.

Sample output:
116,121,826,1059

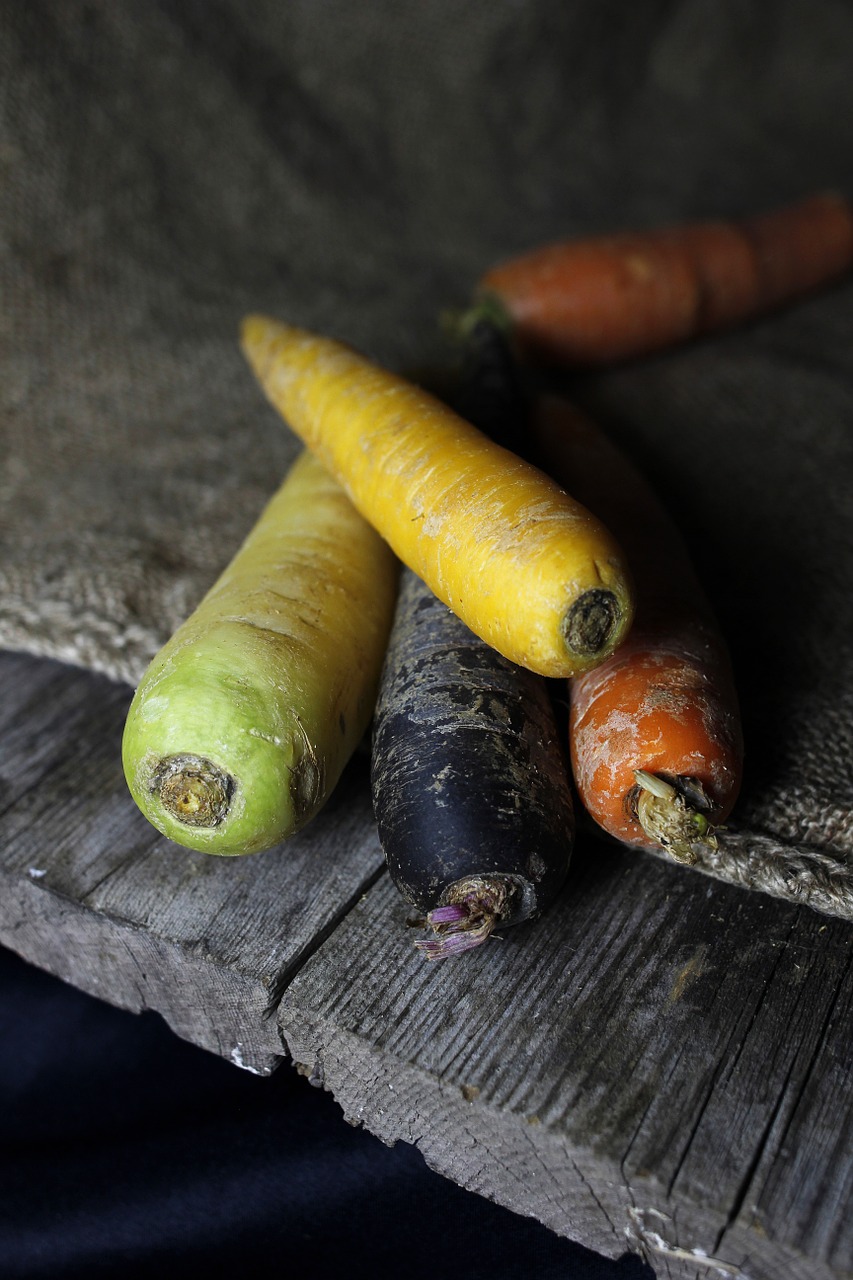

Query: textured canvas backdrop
3,0,853,916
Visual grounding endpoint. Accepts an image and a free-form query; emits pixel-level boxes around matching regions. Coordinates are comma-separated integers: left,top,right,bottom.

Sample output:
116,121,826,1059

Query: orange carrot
529,396,743,864
475,191,853,366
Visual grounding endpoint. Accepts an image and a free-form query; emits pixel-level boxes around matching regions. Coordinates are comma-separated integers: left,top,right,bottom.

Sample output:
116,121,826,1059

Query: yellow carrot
240,317,634,678
122,448,399,855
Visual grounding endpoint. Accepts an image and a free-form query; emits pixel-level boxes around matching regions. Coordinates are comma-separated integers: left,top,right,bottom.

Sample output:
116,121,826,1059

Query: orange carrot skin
478,191,853,366
568,623,743,850
530,397,744,852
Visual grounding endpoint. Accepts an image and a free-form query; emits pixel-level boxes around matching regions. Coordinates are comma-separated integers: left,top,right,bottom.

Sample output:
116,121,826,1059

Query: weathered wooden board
2,646,852,1279
279,842,853,1280
0,649,385,1074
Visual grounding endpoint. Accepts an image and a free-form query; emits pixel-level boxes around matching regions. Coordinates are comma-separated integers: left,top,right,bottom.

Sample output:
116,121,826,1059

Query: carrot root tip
562,588,621,659
633,769,718,865
151,754,234,828
414,875,518,960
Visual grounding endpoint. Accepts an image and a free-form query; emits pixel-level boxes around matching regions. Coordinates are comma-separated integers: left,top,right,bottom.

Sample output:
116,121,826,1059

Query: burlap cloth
3,1,853,918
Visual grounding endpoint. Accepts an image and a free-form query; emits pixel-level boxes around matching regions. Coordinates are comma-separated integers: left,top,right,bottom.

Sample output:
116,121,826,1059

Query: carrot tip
414,876,517,961
414,920,495,959
633,769,718,865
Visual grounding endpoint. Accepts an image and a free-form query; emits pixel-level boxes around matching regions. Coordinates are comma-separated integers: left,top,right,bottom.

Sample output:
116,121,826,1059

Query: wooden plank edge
279,1006,634,1259
0,870,286,1074
277,1006,848,1280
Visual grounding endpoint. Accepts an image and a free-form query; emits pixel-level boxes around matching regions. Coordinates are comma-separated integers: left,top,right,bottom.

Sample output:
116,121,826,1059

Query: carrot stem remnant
414,876,517,960
633,770,717,866
153,754,233,828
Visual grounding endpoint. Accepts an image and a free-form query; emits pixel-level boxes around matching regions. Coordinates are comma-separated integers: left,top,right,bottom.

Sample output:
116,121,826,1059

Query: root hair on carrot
414,874,520,960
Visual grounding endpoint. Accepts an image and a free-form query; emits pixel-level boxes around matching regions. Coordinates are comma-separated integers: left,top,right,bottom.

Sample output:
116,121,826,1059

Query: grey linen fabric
3,0,853,915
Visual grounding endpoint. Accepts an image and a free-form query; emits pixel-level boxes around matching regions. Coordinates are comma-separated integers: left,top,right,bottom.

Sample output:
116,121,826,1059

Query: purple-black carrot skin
370,566,574,925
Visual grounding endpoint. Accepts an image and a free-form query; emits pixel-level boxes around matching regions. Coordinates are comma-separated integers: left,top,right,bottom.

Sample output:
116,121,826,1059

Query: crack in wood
621,1040,687,1179
663,913,799,1200
566,1148,620,1239
714,943,853,1259
262,861,388,1018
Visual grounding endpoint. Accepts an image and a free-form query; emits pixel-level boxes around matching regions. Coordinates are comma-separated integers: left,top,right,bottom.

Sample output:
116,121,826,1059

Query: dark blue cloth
0,946,652,1279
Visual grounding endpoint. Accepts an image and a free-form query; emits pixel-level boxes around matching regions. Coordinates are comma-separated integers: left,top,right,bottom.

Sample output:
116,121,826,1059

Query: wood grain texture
279,846,853,1279
0,650,385,1073
3,648,852,1277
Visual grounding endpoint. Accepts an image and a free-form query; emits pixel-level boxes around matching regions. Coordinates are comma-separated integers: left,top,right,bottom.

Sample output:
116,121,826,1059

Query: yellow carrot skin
240,316,634,678
122,449,399,856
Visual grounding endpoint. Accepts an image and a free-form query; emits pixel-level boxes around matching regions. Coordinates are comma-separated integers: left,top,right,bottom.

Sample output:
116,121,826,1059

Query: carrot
122,449,398,856
474,191,853,366
239,316,635,679
372,568,574,957
371,318,574,959
529,397,744,864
